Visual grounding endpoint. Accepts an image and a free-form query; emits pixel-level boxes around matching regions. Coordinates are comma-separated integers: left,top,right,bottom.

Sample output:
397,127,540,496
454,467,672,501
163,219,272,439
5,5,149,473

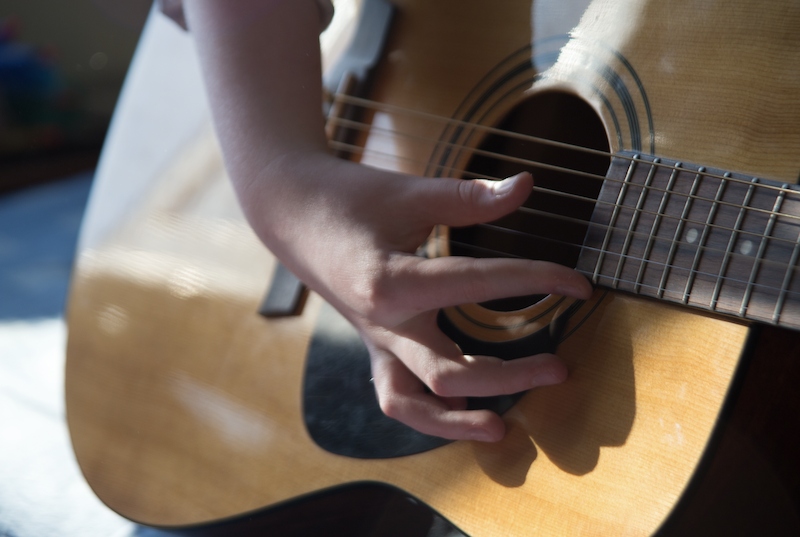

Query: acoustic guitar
66,0,800,535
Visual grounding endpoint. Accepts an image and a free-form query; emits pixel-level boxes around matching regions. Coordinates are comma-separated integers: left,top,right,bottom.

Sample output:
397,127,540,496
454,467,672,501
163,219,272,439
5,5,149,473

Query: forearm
179,1,592,442
183,0,330,185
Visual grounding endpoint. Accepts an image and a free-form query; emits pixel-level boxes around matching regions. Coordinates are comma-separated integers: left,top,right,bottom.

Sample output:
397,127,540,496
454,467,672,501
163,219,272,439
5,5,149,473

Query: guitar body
66,0,800,535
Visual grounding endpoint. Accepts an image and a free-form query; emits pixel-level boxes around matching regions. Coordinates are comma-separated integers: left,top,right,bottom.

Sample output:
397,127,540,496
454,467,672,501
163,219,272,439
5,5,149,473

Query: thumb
415,172,533,227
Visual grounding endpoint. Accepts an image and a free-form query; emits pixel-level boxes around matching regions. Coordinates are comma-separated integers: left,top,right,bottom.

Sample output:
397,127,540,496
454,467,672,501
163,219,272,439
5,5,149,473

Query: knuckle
351,269,395,322
377,394,402,420
423,370,457,398
456,179,483,208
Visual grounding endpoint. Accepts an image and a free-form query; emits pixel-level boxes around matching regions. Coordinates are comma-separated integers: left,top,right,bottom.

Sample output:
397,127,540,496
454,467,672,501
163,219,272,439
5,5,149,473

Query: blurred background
1,0,150,193
0,1,175,535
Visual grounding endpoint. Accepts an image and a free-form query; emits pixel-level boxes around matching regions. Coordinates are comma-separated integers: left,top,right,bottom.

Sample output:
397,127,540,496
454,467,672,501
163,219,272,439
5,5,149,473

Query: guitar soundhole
451,92,609,311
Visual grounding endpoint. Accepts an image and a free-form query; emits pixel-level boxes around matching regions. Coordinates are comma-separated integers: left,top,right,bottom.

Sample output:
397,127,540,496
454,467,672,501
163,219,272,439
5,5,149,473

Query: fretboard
576,152,800,331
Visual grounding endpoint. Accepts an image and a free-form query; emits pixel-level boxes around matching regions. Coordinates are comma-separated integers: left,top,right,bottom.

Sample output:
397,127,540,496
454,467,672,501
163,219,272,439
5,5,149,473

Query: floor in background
0,174,171,537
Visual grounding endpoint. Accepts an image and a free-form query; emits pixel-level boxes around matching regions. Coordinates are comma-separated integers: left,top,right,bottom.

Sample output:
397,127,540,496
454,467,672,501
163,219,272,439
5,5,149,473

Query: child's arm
182,0,592,442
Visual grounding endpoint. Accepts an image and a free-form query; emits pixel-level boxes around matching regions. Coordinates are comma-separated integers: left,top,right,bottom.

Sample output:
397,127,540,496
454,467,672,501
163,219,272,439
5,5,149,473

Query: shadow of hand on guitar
530,293,636,475
470,420,539,488
472,292,636,480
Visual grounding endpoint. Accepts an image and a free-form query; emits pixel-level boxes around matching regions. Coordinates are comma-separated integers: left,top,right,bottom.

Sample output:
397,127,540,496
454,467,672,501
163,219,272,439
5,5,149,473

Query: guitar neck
577,152,800,330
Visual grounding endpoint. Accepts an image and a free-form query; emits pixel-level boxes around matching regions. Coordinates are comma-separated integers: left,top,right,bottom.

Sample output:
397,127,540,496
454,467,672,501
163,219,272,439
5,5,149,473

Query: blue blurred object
0,172,92,319
0,16,80,156
0,22,59,95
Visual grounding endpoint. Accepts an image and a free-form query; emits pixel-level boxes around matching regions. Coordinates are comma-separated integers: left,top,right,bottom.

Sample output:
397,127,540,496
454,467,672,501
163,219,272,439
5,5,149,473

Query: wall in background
1,0,152,191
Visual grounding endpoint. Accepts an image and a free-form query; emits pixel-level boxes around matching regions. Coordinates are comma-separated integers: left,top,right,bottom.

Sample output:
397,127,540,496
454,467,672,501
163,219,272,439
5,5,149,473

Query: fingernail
532,372,562,387
466,429,495,442
492,174,521,196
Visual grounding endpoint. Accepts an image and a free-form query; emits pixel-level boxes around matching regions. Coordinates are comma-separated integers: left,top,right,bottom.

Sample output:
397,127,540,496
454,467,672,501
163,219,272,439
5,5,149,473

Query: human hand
236,152,593,442
183,0,592,442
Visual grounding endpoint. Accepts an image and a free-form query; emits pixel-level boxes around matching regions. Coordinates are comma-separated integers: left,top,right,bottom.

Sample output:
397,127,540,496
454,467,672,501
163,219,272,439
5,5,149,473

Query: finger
390,315,569,398
408,172,534,228
369,347,505,441
386,255,593,314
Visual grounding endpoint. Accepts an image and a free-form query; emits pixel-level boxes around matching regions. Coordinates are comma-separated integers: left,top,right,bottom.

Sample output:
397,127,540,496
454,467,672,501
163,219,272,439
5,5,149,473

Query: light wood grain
66,0,799,535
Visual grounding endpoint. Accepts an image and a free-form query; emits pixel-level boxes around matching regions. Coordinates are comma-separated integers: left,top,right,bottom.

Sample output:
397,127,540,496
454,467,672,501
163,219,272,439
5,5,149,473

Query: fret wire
329,140,800,247
710,177,756,312
329,142,800,304
328,139,620,229
447,228,798,296
677,168,705,303
635,160,676,293
529,179,797,245
329,99,800,206
474,199,800,287
331,128,800,226
513,196,800,274
474,212,800,287
740,182,786,316
482,196,799,277
614,158,659,288
594,156,640,285
439,233,800,311
596,171,795,234
328,104,800,326
657,163,697,298
774,224,800,323
683,171,727,305
439,227,800,329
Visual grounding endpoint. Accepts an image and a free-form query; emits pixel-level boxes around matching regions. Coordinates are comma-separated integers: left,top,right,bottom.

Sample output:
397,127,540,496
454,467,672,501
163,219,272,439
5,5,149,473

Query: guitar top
66,1,800,535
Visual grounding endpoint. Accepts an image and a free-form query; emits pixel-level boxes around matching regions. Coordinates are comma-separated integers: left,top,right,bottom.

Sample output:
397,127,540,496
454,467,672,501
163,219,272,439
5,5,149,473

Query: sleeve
156,0,335,32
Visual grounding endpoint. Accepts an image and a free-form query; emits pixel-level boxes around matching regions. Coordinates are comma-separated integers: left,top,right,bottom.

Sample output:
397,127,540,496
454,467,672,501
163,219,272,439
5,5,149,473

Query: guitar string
440,237,800,315
329,138,800,255
332,94,800,204
451,221,800,301
327,140,800,293
327,114,800,229
325,98,800,309
435,232,800,309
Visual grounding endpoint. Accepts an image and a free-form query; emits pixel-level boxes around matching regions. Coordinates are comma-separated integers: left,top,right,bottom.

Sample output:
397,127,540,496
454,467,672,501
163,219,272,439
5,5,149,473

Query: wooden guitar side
66,1,800,535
